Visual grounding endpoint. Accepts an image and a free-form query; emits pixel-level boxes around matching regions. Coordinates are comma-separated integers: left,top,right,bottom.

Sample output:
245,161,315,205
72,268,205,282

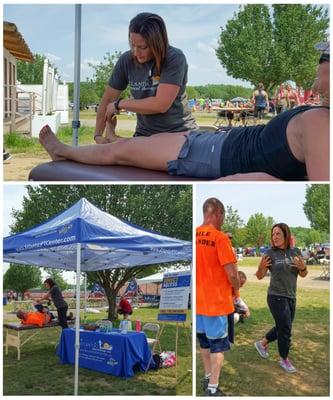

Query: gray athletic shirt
266,247,301,299
49,285,67,308
108,46,198,136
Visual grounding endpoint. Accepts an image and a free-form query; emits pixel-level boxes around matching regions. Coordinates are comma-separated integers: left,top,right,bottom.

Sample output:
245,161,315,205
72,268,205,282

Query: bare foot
105,116,123,143
39,125,66,161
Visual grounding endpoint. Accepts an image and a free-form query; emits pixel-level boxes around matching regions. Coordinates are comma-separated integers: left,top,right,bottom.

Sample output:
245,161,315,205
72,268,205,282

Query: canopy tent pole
74,243,81,396
84,273,87,315
72,4,81,146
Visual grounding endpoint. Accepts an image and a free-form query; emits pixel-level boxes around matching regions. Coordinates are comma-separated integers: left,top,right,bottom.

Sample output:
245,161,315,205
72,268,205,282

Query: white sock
208,383,218,394
205,373,211,380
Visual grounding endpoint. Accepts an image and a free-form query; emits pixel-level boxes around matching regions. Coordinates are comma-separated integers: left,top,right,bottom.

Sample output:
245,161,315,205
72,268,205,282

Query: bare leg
39,125,188,171
209,352,224,385
200,348,211,376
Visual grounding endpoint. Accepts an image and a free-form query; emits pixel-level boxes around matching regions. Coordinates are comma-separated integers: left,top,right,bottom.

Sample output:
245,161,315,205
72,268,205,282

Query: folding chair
143,323,162,372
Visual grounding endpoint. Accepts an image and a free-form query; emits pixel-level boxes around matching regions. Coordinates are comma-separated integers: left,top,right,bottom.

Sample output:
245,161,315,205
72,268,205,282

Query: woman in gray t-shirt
94,12,197,141
37,278,69,329
254,223,308,373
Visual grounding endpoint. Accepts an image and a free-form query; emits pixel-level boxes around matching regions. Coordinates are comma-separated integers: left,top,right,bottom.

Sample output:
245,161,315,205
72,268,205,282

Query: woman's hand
260,255,272,269
256,255,272,280
105,102,117,121
94,135,109,144
105,114,121,143
293,256,307,273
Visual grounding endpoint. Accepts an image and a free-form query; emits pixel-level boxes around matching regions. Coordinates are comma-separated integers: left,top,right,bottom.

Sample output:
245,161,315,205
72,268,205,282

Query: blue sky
195,183,314,228
4,3,252,86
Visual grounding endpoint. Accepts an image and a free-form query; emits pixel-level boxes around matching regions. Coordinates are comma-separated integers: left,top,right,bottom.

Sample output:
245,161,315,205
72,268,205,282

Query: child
233,271,250,323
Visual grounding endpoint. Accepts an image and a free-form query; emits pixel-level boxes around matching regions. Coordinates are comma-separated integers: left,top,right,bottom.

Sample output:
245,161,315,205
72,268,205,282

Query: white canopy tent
3,198,192,394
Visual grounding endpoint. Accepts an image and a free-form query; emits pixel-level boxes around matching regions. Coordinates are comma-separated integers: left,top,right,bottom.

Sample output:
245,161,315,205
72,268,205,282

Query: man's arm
224,263,240,291
95,86,122,143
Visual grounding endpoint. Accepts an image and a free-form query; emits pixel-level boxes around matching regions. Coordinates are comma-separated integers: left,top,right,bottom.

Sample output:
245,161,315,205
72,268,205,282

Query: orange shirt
21,312,51,327
196,225,237,316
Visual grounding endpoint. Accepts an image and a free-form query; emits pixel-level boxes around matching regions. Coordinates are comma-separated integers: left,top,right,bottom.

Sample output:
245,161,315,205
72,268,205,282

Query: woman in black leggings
37,278,69,329
254,223,308,373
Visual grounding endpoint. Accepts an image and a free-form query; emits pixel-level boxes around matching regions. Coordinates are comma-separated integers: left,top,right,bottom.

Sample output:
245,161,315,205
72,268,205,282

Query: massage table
29,161,206,181
4,319,75,360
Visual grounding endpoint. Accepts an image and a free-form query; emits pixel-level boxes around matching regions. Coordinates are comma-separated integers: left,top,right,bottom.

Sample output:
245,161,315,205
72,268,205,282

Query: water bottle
120,320,128,333
135,320,141,332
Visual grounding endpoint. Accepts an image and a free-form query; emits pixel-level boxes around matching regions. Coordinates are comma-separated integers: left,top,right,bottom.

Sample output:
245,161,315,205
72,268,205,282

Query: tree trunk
102,284,118,321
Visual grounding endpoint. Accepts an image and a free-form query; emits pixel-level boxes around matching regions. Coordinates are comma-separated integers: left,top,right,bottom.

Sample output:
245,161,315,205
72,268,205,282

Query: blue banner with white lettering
57,328,154,377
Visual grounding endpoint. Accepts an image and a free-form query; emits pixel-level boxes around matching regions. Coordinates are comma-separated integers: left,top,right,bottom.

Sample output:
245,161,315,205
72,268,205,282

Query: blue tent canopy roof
3,198,192,271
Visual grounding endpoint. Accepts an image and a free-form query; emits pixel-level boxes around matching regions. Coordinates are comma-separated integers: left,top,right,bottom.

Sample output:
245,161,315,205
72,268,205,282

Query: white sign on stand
158,270,191,322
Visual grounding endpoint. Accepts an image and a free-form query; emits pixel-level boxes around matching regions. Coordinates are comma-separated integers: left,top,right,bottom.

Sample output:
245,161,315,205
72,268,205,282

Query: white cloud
196,41,215,55
45,52,61,62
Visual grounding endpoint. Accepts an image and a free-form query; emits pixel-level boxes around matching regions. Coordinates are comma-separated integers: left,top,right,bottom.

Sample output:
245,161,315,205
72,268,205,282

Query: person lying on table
16,309,52,327
39,43,329,181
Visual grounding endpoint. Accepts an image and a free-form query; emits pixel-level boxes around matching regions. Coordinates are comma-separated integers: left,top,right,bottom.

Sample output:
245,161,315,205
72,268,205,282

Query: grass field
4,109,271,155
3,307,192,396
196,281,329,396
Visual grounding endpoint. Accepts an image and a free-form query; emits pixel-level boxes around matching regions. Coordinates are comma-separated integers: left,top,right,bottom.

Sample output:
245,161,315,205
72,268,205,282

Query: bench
4,319,75,360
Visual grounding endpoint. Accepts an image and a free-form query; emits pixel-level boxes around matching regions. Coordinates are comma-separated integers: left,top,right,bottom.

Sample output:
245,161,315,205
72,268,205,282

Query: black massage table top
29,161,206,181
4,319,75,330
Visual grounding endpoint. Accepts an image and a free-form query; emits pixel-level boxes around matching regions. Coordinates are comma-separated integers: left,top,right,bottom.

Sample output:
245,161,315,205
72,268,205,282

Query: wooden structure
3,21,34,133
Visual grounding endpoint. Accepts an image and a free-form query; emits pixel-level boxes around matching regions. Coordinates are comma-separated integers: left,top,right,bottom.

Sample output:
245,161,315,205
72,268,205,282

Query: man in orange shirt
196,198,240,396
16,309,52,327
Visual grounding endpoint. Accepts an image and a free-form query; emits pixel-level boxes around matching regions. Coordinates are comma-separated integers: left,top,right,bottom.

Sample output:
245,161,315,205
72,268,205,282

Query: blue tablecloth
56,328,154,377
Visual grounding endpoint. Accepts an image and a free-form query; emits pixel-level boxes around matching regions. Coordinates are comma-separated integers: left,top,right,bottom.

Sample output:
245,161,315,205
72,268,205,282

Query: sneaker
254,341,269,358
3,151,12,162
279,358,297,373
205,387,227,396
203,377,209,392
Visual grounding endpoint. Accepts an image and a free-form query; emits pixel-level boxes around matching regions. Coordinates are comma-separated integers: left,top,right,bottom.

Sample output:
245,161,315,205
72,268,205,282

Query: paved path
239,265,329,290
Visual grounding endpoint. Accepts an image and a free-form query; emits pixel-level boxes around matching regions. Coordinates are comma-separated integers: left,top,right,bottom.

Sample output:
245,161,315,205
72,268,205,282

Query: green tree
273,4,329,89
222,206,244,247
44,269,71,291
216,4,329,91
89,51,130,100
246,213,274,248
186,86,199,100
3,264,42,298
17,53,58,84
303,184,329,233
10,185,192,320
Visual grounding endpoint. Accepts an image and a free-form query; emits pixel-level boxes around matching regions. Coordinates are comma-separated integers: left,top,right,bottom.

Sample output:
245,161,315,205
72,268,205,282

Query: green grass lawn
196,282,329,396
3,307,192,396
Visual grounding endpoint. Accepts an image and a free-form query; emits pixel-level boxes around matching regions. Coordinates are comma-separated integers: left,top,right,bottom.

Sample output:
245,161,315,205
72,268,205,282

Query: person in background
252,82,269,124
117,296,133,320
233,271,250,323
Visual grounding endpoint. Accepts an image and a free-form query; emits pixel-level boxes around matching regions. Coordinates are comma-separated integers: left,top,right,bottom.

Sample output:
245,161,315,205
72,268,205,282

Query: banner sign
158,270,191,322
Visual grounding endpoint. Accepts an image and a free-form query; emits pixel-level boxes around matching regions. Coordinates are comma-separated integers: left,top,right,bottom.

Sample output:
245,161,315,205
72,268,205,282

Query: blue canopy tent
3,198,192,395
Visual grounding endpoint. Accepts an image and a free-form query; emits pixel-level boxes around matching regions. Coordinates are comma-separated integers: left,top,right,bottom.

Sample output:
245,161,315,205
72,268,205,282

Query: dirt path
4,154,49,181
239,265,329,290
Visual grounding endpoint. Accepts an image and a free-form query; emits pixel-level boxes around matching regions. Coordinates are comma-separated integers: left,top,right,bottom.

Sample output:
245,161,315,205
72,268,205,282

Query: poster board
157,270,191,322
